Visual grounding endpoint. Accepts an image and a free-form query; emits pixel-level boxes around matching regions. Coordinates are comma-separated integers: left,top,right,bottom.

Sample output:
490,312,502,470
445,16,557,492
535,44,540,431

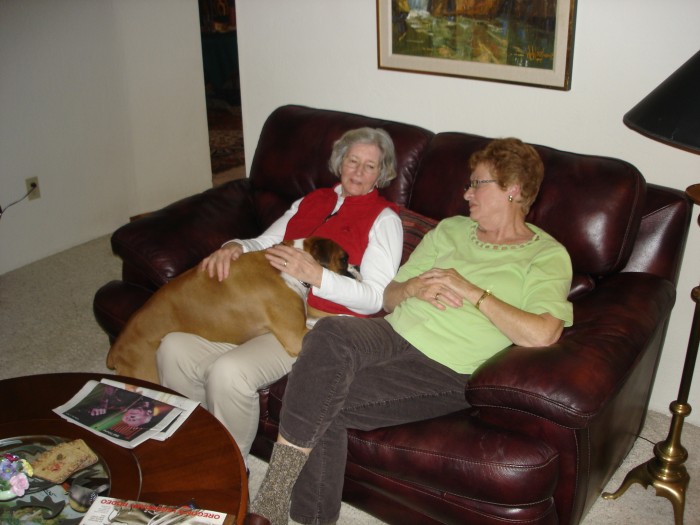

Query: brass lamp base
602,400,691,525
602,278,699,525
603,184,700,525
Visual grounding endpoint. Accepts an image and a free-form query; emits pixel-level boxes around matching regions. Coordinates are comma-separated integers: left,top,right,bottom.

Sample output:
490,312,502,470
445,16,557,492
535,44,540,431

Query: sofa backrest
249,105,691,295
248,105,433,230
409,132,649,296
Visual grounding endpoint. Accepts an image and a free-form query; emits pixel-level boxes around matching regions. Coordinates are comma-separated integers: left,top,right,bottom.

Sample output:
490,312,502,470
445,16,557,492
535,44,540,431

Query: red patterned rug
207,100,245,175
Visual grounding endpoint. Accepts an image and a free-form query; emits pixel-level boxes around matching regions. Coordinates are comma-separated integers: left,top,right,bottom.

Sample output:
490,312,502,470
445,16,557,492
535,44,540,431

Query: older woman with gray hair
156,127,403,466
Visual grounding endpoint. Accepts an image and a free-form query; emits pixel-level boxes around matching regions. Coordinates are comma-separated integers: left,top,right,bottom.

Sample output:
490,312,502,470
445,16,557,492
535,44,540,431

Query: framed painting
377,0,577,90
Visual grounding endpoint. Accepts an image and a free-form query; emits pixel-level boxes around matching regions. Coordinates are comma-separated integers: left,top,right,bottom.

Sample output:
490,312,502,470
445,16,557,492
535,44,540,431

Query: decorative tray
1,435,110,524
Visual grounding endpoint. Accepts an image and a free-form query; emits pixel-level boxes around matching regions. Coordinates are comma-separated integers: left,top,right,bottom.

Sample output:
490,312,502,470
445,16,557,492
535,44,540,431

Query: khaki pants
156,331,296,460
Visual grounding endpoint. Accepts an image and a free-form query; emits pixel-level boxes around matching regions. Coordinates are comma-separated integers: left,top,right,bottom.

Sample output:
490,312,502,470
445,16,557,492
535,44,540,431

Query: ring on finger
284,260,288,267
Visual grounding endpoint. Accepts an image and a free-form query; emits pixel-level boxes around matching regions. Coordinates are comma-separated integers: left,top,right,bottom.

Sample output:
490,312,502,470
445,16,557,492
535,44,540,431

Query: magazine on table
100,377,200,441
54,379,198,448
79,496,229,525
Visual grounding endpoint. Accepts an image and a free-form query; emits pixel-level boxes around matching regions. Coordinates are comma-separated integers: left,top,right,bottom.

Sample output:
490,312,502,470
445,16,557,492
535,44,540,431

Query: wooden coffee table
0,372,247,524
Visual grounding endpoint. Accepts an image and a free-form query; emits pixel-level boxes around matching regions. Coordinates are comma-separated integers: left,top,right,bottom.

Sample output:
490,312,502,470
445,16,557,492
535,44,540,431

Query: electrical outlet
26,177,41,200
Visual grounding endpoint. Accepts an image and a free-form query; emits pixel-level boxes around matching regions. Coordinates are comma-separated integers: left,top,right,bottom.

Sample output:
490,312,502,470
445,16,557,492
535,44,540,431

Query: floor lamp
602,49,700,525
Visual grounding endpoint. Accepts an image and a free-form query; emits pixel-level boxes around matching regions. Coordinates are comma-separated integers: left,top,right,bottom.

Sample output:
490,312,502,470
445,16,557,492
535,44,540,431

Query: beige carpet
1,235,698,524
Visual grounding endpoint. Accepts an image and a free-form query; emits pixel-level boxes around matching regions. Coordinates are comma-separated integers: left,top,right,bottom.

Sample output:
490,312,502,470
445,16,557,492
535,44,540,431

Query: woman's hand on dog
200,242,245,282
266,244,323,288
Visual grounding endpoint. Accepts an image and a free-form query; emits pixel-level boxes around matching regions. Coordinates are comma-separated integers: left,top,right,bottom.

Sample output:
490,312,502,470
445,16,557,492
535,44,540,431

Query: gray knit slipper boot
250,442,309,525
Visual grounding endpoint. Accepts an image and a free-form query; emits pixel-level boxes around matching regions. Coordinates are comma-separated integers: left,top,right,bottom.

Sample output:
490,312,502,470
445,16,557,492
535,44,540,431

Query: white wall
0,0,211,274
235,0,700,424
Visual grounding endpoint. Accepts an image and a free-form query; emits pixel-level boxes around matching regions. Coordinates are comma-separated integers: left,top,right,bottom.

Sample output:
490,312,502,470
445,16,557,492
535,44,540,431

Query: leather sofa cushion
267,379,558,506
409,132,647,279
346,412,559,506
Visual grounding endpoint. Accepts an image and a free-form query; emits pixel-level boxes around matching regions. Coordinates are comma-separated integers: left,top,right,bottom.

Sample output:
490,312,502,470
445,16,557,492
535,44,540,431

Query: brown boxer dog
106,237,358,383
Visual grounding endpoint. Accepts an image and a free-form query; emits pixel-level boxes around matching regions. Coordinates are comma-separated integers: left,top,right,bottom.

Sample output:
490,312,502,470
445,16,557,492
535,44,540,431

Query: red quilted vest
284,185,397,315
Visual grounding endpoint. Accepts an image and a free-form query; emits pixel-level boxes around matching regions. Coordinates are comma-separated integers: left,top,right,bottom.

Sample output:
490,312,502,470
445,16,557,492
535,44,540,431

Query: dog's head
299,237,361,281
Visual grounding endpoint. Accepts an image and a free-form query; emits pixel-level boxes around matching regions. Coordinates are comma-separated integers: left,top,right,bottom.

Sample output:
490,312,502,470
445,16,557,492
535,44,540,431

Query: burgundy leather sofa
93,105,693,525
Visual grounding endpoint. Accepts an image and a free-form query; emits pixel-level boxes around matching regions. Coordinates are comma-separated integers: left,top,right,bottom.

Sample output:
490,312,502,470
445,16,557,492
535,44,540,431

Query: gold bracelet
475,289,492,310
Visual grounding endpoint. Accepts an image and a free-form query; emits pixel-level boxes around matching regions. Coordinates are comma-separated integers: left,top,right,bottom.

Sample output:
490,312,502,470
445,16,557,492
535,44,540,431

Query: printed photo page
54,379,198,448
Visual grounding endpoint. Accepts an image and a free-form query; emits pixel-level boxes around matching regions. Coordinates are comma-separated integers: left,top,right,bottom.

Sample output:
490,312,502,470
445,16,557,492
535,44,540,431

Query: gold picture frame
377,0,577,90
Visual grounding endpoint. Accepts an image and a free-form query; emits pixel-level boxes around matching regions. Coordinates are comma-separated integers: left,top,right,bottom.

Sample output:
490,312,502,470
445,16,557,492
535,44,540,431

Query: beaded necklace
469,222,539,251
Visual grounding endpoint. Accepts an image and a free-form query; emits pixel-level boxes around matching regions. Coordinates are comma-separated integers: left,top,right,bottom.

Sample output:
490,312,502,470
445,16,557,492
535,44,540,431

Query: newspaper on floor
53,379,199,448
79,496,228,525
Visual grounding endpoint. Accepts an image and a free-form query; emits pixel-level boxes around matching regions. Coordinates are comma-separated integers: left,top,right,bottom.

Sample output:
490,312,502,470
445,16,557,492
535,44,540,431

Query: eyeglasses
465,179,497,191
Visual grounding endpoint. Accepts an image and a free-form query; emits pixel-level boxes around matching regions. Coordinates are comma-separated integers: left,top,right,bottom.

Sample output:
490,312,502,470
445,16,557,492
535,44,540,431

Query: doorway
198,0,245,186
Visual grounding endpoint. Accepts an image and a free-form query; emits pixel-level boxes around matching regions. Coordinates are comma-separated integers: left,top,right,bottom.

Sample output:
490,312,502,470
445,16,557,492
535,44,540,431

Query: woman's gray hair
328,127,398,188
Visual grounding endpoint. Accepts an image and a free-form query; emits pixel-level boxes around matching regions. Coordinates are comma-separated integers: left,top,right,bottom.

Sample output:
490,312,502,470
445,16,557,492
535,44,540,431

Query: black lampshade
623,50,700,154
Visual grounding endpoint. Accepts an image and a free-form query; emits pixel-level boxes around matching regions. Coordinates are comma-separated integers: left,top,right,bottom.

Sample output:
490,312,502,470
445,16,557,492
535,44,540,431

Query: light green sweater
386,216,573,374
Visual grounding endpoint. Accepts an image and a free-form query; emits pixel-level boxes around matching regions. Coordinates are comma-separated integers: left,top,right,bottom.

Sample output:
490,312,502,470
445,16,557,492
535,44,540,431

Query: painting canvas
377,0,577,90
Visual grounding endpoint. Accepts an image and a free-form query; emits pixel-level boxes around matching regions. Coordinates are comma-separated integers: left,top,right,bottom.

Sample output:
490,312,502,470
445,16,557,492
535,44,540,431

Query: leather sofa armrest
466,272,676,428
112,178,260,288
